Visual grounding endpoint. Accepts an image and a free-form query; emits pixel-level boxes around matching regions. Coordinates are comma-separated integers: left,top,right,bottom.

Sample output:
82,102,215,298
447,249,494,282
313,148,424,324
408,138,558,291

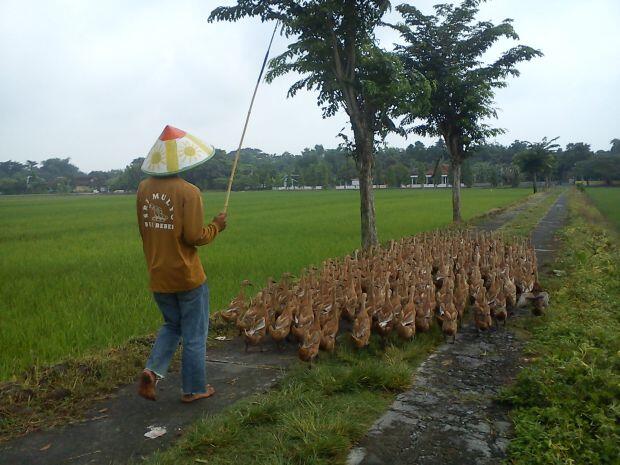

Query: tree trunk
357,138,378,249
443,132,463,223
452,162,462,223
532,173,537,193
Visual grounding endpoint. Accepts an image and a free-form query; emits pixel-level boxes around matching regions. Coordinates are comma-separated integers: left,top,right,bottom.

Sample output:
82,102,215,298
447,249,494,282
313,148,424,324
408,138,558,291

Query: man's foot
138,369,157,401
181,384,215,403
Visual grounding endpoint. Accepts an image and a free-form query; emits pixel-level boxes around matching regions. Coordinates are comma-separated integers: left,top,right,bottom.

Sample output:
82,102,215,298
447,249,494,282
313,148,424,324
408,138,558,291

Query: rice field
586,187,620,230
0,188,529,379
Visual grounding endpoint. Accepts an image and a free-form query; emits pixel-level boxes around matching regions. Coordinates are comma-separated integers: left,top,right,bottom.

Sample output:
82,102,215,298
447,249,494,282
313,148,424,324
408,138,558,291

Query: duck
291,290,314,341
351,293,371,349
374,284,395,344
473,287,492,333
319,304,340,353
298,306,321,365
437,302,458,343
221,280,252,324
396,288,416,341
454,271,469,323
268,294,295,349
490,289,508,327
243,304,267,352
236,291,264,334
415,291,433,333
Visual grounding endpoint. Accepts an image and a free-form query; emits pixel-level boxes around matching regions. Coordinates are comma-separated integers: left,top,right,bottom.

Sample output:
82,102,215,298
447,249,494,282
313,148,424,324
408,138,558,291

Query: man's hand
212,212,227,232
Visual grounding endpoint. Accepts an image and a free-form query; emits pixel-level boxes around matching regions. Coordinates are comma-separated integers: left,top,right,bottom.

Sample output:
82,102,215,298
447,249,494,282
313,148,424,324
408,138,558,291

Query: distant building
402,164,463,189
336,178,360,190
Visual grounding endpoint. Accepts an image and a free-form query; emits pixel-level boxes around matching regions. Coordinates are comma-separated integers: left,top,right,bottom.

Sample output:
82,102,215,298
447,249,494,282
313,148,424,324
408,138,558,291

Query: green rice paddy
0,188,529,380
586,187,620,230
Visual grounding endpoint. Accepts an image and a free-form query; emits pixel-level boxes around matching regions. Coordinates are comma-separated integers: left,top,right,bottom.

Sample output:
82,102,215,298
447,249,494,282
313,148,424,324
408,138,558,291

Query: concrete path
475,190,552,233
347,193,568,465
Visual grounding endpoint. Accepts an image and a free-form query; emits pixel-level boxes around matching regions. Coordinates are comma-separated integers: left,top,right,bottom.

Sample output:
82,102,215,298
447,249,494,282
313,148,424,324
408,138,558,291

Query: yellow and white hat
142,125,215,176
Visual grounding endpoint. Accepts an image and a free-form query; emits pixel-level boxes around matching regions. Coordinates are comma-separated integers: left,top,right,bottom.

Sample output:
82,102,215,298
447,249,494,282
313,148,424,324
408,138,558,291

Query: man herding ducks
221,229,549,364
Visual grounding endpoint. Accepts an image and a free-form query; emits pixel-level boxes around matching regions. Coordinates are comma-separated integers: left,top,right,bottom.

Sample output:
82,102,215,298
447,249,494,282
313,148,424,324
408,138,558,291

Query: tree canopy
514,137,559,193
210,0,429,248
392,0,543,220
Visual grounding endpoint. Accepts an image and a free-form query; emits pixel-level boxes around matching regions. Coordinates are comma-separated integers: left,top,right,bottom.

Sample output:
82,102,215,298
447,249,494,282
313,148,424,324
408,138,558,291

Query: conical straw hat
142,125,215,176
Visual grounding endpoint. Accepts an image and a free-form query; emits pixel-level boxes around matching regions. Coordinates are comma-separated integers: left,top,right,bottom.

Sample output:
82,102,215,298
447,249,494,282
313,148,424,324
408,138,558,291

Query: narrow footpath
347,193,568,465
0,193,566,465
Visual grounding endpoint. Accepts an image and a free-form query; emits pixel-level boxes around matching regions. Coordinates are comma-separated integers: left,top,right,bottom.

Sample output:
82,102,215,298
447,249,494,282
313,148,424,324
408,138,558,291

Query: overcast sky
1,0,619,172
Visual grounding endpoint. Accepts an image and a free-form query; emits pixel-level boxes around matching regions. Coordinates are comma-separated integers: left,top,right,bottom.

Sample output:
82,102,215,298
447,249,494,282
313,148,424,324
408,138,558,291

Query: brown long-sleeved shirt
137,176,219,293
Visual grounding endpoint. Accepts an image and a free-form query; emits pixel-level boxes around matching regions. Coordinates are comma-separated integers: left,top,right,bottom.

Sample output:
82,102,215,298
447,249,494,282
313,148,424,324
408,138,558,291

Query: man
136,125,226,402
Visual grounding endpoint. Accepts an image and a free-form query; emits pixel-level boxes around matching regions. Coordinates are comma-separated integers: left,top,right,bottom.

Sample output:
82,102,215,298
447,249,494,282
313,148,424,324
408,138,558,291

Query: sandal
181,384,215,403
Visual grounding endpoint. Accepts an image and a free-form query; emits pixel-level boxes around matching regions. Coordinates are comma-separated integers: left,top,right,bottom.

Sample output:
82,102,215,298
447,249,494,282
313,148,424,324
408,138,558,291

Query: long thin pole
223,22,279,213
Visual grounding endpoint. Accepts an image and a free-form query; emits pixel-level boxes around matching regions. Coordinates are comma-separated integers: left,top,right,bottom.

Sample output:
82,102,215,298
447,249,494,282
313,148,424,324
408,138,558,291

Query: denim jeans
146,283,210,395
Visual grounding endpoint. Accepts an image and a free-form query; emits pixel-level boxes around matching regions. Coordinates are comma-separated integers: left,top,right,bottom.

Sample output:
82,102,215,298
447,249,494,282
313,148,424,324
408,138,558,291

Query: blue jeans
146,283,210,395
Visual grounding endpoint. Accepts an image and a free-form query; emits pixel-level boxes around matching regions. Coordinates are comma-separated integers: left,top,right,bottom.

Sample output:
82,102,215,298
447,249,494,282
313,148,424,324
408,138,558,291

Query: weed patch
500,190,620,465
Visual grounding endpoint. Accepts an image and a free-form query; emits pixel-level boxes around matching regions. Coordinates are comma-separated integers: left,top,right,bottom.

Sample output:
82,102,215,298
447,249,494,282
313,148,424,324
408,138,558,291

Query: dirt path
347,193,568,465
0,193,567,465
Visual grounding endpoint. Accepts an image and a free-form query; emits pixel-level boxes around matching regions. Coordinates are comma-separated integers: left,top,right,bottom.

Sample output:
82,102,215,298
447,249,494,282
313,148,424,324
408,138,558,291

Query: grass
144,331,442,465
499,190,620,465
0,188,530,380
586,187,620,231
498,189,562,237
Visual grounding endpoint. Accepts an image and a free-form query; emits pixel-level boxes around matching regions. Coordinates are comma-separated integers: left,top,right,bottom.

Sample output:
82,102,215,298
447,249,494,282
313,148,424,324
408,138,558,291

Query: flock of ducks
219,230,549,364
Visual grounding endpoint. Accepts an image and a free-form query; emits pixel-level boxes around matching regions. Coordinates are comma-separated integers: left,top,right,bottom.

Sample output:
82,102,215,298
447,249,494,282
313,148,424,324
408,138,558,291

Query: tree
38,157,81,180
554,142,592,182
109,158,145,191
514,137,559,193
209,0,429,248
393,0,542,221
575,154,620,186
610,138,620,155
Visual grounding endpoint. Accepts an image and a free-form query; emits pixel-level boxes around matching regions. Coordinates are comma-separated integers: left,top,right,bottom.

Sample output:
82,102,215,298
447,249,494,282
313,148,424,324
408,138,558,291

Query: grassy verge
499,190,620,464
0,336,154,440
144,333,441,465
497,188,562,237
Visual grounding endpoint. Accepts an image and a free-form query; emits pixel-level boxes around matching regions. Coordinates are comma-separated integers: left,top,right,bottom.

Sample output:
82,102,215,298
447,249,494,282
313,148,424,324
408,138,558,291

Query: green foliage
391,0,542,220
2,139,618,195
209,0,429,157
575,154,620,186
513,137,559,192
393,0,543,159
500,191,620,464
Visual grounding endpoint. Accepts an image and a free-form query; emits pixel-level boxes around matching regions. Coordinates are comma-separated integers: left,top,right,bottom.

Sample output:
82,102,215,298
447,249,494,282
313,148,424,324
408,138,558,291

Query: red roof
426,165,449,176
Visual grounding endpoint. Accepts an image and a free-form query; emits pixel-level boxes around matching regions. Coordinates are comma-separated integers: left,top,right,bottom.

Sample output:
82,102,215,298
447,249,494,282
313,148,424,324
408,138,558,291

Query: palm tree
514,137,559,193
